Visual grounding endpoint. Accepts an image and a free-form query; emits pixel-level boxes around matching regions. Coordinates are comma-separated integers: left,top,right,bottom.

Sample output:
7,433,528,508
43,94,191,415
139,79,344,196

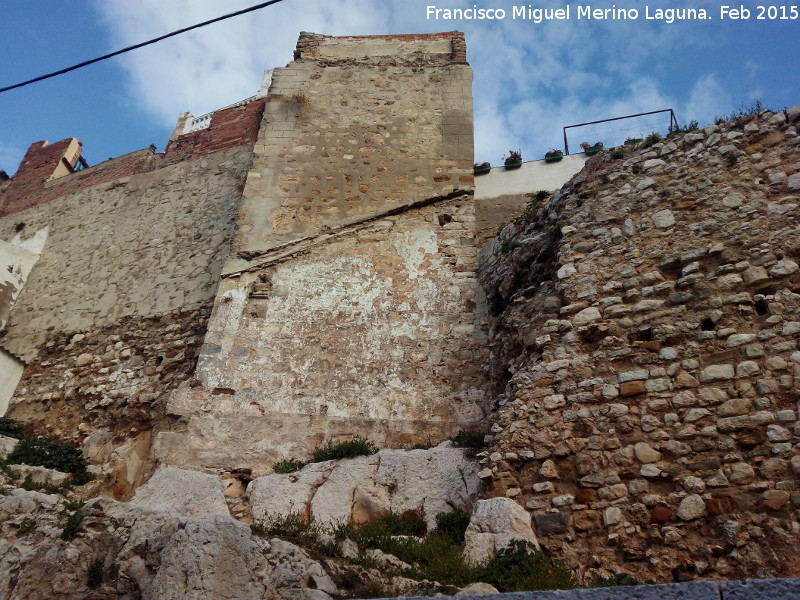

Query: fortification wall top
294,31,467,65
0,99,265,217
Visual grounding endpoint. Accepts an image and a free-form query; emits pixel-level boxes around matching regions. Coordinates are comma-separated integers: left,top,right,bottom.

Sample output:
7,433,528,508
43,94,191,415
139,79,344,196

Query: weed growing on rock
62,498,85,511
272,458,307,474
252,512,340,557
715,98,766,124
450,430,485,449
311,437,378,462
610,149,625,160
86,559,104,589
60,511,83,541
20,474,69,495
18,518,37,536
7,436,89,475
480,540,578,591
411,442,433,450
0,458,20,481
640,132,662,149
434,509,471,545
0,417,25,439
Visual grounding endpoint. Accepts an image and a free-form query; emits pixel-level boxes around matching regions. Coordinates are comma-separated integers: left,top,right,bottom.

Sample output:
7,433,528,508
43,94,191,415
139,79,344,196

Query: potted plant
544,148,563,163
580,141,604,156
624,137,642,146
474,161,491,175
503,150,522,170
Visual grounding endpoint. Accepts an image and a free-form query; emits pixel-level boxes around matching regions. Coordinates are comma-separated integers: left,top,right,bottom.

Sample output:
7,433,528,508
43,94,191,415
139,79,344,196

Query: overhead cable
0,0,288,94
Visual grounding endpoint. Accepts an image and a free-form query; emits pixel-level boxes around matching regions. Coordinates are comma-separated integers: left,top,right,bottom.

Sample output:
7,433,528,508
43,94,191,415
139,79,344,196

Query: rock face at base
0,489,338,600
130,465,229,517
248,444,482,529
462,497,540,564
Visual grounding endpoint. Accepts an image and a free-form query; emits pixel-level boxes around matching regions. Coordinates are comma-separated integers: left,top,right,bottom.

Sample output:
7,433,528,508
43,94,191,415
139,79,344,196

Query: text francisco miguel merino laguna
427,5,746,22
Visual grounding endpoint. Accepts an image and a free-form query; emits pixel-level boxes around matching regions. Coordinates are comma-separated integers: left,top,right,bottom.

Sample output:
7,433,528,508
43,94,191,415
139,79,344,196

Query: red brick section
294,31,468,63
162,98,265,164
0,99,265,217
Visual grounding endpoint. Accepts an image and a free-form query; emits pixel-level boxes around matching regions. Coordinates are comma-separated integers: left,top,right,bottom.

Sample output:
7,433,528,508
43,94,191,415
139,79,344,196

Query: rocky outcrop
129,465,229,517
462,497,540,564
478,106,800,582
249,444,481,529
0,488,346,600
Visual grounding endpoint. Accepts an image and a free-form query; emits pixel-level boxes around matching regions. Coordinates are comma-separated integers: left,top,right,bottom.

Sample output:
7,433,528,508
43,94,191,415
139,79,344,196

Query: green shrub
7,436,89,474
715,98,766,124
253,512,342,558
640,132,662,149
478,539,579,592
610,149,625,160
273,458,307,474
0,458,20,481
70,468,94,486
311,437,378,462
0,418,25,440
18,518,37,536
450,430,485,449
434,509,471,545
62,498,85,512
60,511,83,541
20,474,68,495
411,442,433,450
86,558,104,589
394,533,479,587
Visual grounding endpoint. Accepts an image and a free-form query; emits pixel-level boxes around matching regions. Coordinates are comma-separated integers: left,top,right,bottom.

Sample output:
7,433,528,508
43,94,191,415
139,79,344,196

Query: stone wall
225,31,473,275
154,194,489,475
149,32,486,475
478,107,800,582
0,99,263,491
0,143,253,362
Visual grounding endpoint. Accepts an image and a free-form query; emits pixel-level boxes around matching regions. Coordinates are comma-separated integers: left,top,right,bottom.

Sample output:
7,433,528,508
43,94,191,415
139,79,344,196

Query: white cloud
0,142,23,175
92,0,741,162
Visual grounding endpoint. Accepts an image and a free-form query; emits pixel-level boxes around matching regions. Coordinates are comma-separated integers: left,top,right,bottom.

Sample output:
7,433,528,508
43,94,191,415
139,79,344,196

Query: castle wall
0,99,264,492
154,195,489,474
225,32,473,275
478,108,800,581
152,32,487,474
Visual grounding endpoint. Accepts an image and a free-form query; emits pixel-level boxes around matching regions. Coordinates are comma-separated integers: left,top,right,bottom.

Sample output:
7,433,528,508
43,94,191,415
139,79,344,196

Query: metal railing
563,108,678,155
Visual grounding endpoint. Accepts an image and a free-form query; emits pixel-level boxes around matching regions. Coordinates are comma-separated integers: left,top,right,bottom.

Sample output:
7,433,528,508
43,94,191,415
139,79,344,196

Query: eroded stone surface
248,444,481,529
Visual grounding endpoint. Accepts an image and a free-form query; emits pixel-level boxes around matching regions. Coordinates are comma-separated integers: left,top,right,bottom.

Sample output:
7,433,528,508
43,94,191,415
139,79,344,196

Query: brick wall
0,99,265,217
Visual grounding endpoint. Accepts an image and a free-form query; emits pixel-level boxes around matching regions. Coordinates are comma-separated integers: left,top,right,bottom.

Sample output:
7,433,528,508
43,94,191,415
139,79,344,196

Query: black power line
0,0,288,95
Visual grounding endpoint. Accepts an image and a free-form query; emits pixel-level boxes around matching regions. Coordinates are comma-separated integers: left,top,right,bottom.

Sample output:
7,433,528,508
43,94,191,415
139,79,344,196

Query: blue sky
1,0,798,175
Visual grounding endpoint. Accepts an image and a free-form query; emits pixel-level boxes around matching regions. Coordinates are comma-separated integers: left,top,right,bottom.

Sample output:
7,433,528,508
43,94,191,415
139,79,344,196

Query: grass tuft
311,437,378,462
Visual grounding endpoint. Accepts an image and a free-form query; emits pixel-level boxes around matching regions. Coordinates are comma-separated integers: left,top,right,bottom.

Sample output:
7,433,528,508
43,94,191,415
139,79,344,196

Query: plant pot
624,139,642,146
544,152,563,163
504,160,522,170
474,163,492,175
584,144,603,156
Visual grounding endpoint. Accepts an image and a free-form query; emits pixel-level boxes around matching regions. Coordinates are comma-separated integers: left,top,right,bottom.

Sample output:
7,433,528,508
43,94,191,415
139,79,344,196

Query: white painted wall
0,227,47,330
0,349,23,416
475,154,588,200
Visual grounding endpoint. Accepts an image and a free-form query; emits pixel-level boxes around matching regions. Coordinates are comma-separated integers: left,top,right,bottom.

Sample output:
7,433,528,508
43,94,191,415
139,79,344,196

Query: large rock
0,435,19,458
248,443,480,529
130,465,229,517
462,498,539,565
147,516,336,600
0,490,340,600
